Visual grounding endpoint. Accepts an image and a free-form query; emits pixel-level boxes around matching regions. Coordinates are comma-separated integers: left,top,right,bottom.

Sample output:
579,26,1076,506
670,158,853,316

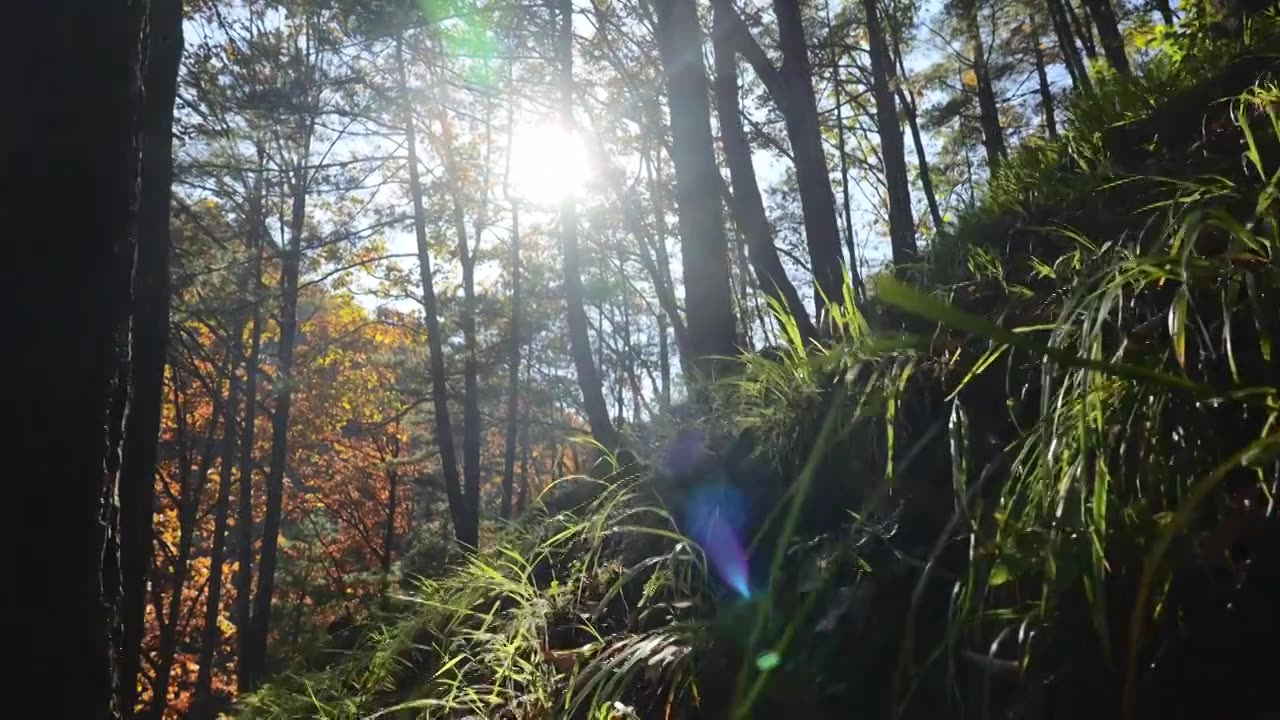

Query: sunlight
507,121,594,206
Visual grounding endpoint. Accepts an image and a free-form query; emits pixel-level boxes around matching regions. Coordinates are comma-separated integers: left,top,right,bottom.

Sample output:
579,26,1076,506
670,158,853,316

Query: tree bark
147,375,224,720
120,1,182,714
771,0,846,320
559,0,622,448
1064,0,1098,60
824,0,867,289
654,0,739,371
245,157,308,690
1080,0,1129,74
234,187,265,694
1046,0,1092,91
889,33,945,235
10,1,145,716
501,198,522,520
192,368,242,717
1030,19,1060,139
380,440,400,597
1151,0,1174,26
395,39,470,549
711,6,818,343
862,0,919,266
436,109,482,545
962,0,1007,173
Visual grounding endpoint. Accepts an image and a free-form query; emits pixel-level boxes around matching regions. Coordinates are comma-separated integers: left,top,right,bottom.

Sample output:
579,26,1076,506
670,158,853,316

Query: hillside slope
240,14,1280,720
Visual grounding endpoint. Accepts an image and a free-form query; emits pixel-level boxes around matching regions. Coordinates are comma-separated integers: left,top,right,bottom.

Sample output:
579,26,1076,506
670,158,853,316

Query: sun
507,121,594,206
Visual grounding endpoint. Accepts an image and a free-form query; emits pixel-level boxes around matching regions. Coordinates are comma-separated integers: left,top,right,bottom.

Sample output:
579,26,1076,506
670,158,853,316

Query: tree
713,0,847,322
711,3,819,342
1081,0,1130,74
395,35,473,548
559,0,621,449
120,0,183,713
10,0,147,716
862,0,920,266
654,0,738,369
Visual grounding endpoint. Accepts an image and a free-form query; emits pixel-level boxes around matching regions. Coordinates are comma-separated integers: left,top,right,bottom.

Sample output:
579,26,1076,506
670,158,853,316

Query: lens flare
685,484,752,599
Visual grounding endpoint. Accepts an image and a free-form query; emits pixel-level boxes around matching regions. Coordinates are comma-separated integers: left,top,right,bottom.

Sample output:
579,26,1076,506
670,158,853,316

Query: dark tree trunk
438,110,482,545
148,377,224,720
245,161,308,690
863,0,919,266
192,372,242,717
654,0,739,371
1046,0,1092,91
234,194,264,694
381,449,400,597
825,0,867,290
559,0,621,449
1030,19,1060,139
648,154,690,367
963,0,1007,172
658,312,672,410
502,200,522,520
10,1,145,716
1151,0,1174,26
771,0,846,321
890,34,945,235
1065,0,1098,59
713,0,845,323
395,38,469,548
711,6,818,343
120,1,182,714
625,156,690,365
516,395,531,515
1080,0,1129,74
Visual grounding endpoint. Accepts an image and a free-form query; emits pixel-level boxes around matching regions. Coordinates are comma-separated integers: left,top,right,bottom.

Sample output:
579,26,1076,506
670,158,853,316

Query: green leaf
1168,286,1189,369
873,277,1218,398
755,651,780,671
989,562,1011,587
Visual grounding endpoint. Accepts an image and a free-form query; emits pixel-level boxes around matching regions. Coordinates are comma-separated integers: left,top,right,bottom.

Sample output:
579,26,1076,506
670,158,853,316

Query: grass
241,8,1280,719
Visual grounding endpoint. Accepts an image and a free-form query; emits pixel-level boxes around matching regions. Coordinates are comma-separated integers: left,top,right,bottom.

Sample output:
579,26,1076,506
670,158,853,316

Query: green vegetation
238,11,1280,720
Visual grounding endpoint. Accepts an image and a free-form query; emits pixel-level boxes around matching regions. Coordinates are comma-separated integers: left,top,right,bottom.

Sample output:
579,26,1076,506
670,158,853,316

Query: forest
8,0,1279,717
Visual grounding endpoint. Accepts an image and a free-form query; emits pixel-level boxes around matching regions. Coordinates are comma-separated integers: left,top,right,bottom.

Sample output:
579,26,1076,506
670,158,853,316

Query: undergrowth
241,9,1280,720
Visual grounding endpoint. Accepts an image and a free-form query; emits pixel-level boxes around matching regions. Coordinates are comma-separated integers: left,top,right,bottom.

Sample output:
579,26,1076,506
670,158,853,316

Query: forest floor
239,19,1280,720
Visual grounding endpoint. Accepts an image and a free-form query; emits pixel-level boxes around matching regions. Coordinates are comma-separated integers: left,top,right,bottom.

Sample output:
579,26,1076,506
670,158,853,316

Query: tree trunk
862,0,919,266
825,0,868,290
1064,0,1098,59
381,453,400,597
245,160,308,690
713,0,845,323
654,0,739,371
234,188,265,694
711,6,818,343
559,0,622,448
502,198,522,520
120,1,182,713
1080,0,1129,74
963,0,1007,173
11,1,144,716
436,110,482,545
1046,0,1092,91
890,34,945,235
658,312,672,410
648,152,690,367
192,370,242,717
395,39,469,549
516,395,532,515
771,0,846,321
1151,0,1174,26
1030,19,1060,139
147,376,224,720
